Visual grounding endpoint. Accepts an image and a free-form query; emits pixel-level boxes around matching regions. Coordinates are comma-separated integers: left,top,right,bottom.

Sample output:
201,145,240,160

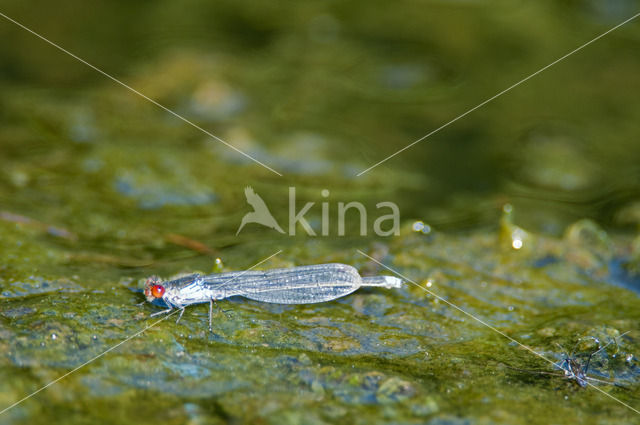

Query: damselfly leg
175,307,186,324
150,308,173,318
208,298,232,331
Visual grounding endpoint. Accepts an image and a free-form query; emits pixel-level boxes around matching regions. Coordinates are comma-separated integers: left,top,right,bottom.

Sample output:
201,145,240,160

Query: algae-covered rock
2,2,640,424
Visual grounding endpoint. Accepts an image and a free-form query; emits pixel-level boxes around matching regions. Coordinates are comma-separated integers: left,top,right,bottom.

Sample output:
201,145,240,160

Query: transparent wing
199,263,364,304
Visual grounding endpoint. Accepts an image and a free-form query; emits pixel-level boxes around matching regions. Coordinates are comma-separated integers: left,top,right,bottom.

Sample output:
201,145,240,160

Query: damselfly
144,263,402,330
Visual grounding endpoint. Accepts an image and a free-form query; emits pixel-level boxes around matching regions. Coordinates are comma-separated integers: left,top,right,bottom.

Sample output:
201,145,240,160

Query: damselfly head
144,276,165,302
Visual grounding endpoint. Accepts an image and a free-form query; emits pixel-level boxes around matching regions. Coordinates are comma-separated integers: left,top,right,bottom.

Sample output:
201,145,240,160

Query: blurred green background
1,1,640,424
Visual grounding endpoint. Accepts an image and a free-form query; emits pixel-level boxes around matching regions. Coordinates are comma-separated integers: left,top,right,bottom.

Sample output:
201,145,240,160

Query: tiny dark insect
508,331,630,388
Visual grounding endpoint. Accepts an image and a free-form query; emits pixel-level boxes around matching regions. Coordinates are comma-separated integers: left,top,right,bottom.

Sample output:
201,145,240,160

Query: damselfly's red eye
151,284,165,298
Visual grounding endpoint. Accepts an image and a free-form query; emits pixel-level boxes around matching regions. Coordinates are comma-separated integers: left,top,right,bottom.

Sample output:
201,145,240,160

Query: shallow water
1,1,640,424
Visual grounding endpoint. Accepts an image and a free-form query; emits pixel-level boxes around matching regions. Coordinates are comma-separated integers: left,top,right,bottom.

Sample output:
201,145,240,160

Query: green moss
2,1,640,423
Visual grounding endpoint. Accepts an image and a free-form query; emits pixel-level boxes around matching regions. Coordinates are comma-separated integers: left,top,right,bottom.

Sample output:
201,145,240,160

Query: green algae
2,206,640,424
2,1,640,424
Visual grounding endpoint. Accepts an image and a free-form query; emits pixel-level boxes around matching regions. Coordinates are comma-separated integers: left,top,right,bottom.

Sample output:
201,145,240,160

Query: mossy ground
2,1,640,423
